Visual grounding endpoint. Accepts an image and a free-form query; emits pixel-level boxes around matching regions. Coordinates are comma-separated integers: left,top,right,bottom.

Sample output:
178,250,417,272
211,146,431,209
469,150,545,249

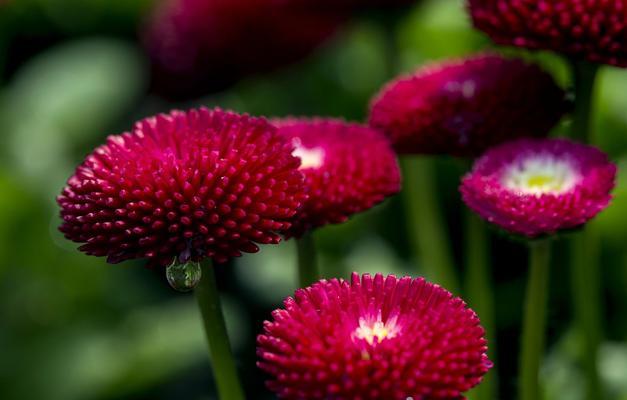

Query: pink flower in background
58,108,307,266
144,0,343,99
468,0,627,67
258,273,492,399
461,138,616,237
369,54,567,157
273,118,401,237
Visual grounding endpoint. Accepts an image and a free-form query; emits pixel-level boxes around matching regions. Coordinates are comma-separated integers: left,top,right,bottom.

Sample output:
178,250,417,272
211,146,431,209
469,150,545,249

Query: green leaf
2,38,145,198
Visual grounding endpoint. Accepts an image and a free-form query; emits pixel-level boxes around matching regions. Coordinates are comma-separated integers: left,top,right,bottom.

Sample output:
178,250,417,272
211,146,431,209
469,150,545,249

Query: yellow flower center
353,316,399,345
293,145,325,170
503,156,578,195
526,174,556,189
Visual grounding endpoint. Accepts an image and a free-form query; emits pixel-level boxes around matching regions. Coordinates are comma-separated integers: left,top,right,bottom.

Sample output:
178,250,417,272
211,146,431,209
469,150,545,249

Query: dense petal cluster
468,0,627,67
461,138,616,237
258,273,491,399
273,118,401,237
369,54,567,156
144,0,343,99
58,108,306,266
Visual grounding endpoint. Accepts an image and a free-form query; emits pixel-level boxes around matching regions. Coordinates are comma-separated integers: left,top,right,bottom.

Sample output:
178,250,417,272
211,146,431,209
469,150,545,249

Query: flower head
468,0,627,67
460,138,616,237
369,54,567,156
144,0,343,99
257,273,492,399
272,118,401,237
58,107,307,266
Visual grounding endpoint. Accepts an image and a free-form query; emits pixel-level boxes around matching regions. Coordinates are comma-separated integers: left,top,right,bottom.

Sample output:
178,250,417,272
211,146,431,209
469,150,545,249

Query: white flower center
502,155,579,195
292,144,324,170
445,79,477,99
353,315,400,345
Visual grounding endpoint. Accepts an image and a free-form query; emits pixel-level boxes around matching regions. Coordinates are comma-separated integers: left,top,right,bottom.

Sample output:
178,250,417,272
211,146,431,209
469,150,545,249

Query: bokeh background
1,0,627,399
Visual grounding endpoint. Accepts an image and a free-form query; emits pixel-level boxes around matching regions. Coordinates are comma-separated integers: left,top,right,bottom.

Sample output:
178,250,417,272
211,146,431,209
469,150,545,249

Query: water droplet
166,259,202,292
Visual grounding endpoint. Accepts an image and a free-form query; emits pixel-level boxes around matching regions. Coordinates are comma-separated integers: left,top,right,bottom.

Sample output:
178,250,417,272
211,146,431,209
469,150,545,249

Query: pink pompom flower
460,138,616,237
258,272,492,399
468,0,627,67
369,54,567,157
272,118,401,237
58,107,307,266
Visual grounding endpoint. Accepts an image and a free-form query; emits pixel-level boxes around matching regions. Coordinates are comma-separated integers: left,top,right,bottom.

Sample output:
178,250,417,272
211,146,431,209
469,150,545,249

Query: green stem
195,260,245,400
297,232,319,288
379,10,403,78
569,59,604,400
464,211,497,400
401,156,460,294
570,60,599,143
571,228,603,400
519,240,551,400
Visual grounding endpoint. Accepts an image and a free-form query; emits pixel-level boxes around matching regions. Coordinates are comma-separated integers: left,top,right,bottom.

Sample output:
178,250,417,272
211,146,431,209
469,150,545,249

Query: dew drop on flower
166,259,202,292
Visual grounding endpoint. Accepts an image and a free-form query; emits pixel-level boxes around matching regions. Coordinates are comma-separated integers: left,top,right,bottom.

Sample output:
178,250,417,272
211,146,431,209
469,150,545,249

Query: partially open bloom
461,138,616,237
144,0,343,98
257,273,492,399
58,107,306,266
273,118,401,237
468,0,627,67
369,54,567,156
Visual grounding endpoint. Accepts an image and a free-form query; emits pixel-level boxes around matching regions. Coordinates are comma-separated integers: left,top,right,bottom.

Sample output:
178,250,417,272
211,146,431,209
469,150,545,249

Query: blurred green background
1,0,627,399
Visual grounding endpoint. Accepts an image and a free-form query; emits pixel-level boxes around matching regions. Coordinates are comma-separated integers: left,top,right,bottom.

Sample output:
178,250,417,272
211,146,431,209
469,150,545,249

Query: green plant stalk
401,156,460,294
571,227,603,400
570,60,599,143
464,211,497,400
378,8,404,78
297,231,319,288
570,59,603,400
519,240,551,400
195,260,245,400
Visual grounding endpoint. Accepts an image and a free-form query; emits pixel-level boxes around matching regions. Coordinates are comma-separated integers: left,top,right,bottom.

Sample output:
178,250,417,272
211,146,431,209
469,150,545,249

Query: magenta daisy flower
257,273,492,399
58,107,307,266
468,0,627,67
368,54,567,157
272,118,401,237
460,138,616,237
144,0,343,98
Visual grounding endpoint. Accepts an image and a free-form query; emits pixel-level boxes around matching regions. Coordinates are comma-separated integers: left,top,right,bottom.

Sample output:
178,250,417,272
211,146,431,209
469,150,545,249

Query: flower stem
379,10,403,78
570,60,599,143
571,227,603,400
195,260,245,400
464,211,497,400
297,231,319,288
401,156,460,294
519,240,551,400
569,58,604,400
